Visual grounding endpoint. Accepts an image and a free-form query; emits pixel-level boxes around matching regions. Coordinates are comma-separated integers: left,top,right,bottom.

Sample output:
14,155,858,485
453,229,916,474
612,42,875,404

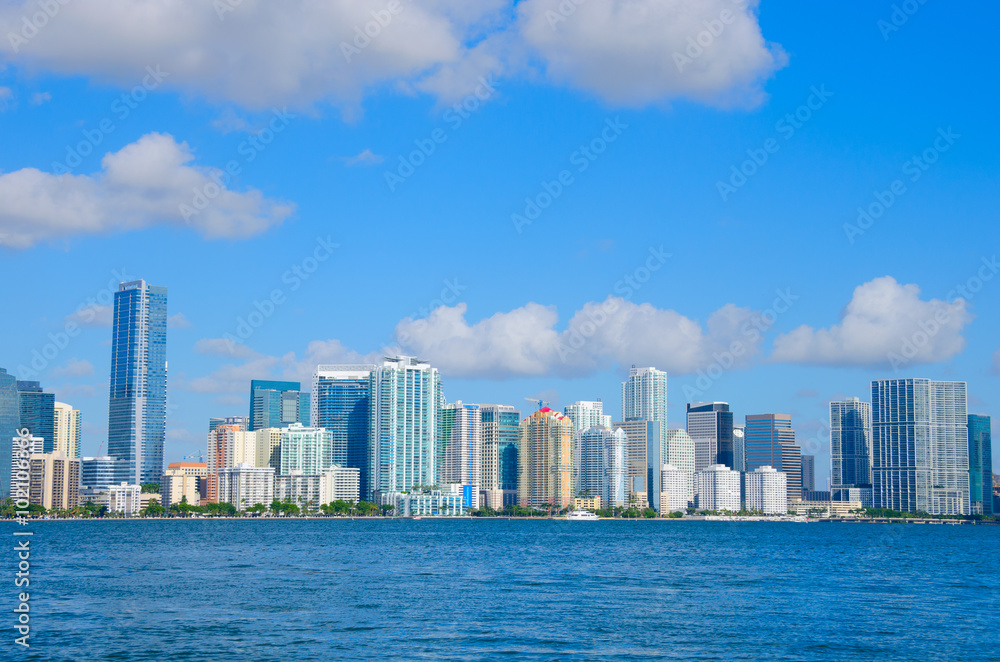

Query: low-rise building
572,495,601,511
161,465,204,507
788,499,863,517
381,486,464,516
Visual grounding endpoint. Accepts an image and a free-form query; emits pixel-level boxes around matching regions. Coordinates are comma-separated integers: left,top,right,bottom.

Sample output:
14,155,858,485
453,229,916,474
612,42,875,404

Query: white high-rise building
217,464,275,510
744,465,788,514
577,426,628,508
871,379,970,515
279,423,334,476
320,466,361,504
439,402,481,508
693,464,740,512
664,429,696,477
275,472,321,511
564,401,612,432
53,402,81,459
661,464,691,513
621,366,668,461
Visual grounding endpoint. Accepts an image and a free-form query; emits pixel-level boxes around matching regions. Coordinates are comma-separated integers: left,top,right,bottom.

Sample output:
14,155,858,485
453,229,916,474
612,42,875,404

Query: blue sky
1,1,998,485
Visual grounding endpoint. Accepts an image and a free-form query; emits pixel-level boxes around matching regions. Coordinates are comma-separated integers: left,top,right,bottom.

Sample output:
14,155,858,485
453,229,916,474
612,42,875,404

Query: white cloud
168,313,192,329
52,358,95,378
771,276,974,367
395,297,762,378
29,91,50,105
66,303,113,328
0,0,782,111
342,149,384,167
0,132,293,249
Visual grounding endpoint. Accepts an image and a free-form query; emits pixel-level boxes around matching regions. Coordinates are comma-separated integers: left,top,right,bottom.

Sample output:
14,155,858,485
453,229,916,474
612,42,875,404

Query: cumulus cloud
771,276,974,367
0,0,782,110
52,358,95,378
395,297,763,378
0,132,293,249
168,313,192,329
342,149,384,167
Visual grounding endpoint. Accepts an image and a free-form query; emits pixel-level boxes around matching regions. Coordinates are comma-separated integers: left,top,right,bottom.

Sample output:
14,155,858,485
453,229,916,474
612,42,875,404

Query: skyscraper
664,429,696,476
745,414,801,503
479,404,519,508
313,365,374,498
107,279,167,486
968,414,992,515
800,455,815,494
871,379,970,515
209,416,248,433
564,400,612,432
279,423,335,476
612,419,661,509
622,366,668,461
830,397,872,491
53,402,81,459
439,402,481,508
744,466,788,515
577,426,627,508
686,402,735,469
249,380,309,431
518,408,573,509
733,424,746,472
0,368,20,499
17,381,55,454
370,356,442,500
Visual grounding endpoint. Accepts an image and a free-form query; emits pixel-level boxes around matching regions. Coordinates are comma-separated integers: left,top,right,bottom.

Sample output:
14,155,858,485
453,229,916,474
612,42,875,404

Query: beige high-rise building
53,402,81,459
28,451,80,510
161,462,207,507
254,427,283,471
517,408,573,509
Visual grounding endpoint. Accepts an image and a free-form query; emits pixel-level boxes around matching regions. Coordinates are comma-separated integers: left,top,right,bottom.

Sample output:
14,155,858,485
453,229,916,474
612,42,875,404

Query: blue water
3,519,999,661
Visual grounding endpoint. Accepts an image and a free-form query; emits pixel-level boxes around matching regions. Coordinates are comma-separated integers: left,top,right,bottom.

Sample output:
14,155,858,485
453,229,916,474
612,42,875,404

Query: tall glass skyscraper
830,397,872,489
621,366,668,462
745,413,801,503
871,379,970,515
107,280,167,486
0,368,20,500
248,380,309,431
439,402,481,508
968,413,993,515
313,366,374,499
480,404,520,507
686,402,734,470
369,356,442,499
16,381,54,453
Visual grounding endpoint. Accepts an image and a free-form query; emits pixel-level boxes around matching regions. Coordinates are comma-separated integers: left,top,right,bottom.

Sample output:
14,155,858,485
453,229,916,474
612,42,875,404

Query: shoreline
2,516,988,524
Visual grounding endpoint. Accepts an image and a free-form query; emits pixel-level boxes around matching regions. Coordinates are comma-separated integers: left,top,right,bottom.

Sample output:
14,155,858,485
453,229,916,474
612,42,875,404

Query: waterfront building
381,485,464,516
693,464,740,512
831,486,873,508
370,356,442,500
871,379,970,515
572,495,602,511
276,471,321,511
578,426,628,508
439,402,481,508
107,280,167,485
17,381,55,454
787,499,863,517
612,420,661,508
745,413,802,503
830,397,872,493
279,423,334,476
744,465,788,515
217,464,275,510
518,408,573,509
319,466,361,504
249,380,309,432
53,402,81,459
687,402,735,469
108,483,141,516
313,365,375,498
479,404,519,508
622,366,668,462
161,462,207,507
0,368,18,500
28,451,80,510
80,456,130,490
968,414,993,515
800,455,815,496
661,464,691,513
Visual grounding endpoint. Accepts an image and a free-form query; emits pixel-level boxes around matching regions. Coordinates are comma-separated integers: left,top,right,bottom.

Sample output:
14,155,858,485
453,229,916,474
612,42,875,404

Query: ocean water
4,519,999,661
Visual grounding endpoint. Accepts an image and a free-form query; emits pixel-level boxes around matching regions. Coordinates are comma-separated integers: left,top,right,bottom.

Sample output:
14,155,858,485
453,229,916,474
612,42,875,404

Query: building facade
871,379,970,515
621,366,668,462
686,402,735,470
319,466,361,504
217,464,275,510
0,367,20,500
249,380,309,432
439,402,481,508
800,455,815,495
744,465,788,515
312,365,374,500
279,424,334,476
745,413,802,504
830,397,872,492
479,404,519,508
733,424,746,473
28,451,80,510
518,408,573,509
612,420,661,507
661,464,691,513
577,426,628,508
53,402,81,459
17,381,55,454
693,464,741,512
968,413,993,515
107,279,168,486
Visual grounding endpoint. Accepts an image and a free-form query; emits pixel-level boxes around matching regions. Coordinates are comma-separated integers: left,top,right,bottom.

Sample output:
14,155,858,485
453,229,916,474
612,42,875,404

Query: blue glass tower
107,280,168,486
313,366,373,498
248,380,309,431
16,381,55,454
0,368,20,500
969,414,993,515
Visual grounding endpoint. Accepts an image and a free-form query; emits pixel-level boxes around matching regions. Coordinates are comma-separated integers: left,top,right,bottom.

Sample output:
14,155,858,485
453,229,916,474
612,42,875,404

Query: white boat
566,509,599,521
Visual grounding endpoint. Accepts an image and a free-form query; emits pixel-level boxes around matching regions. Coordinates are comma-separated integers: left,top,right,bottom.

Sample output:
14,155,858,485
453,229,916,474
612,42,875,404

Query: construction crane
524,397,550,411
183,451,204,463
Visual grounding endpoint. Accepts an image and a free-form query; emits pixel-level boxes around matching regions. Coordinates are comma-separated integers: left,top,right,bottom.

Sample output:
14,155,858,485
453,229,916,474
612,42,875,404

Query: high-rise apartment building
968,414,992,515
439,402,481,508
744,465,788,515
745,413,802,503
830,397,872,492
479,404,519,508
161,462,207,507
664,429,696,476
17,381,55,454
564,400,612,432
370,356,442,500
577,426,628,508
518,408,573,509
0,367,20,500
217,464,275,510
661,464,691,513
28,451,80,510
279,423,334,476
612,419,662,511
53,402,81,459
249,380,309,432
871,379,970,515
313,365,375,499
107,279,167,485
686,402,735,469
622,366,668,461
693,464,741,512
